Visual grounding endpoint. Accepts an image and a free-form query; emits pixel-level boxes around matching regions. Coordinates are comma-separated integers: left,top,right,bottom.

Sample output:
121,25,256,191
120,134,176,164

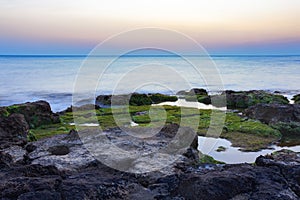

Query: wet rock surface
1,127,300,199
244,103,300,124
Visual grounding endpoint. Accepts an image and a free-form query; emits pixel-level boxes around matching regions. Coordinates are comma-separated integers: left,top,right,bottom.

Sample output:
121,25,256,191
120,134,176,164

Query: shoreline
1,88,299,112
1,89,299,153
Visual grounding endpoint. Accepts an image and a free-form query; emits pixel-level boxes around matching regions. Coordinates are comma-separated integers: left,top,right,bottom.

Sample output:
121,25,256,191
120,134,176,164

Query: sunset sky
1,0,300,55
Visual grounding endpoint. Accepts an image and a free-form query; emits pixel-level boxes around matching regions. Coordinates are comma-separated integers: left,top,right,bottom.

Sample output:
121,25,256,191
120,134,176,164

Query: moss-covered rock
177,88,208,96
272,122,300,136
244,103,300,124
148,93,178,104
199,153,225,164
185,95,211,104
292,94,300,104
3,101,60,128
224,90,289,109
177,88,211,105
96,93,178,106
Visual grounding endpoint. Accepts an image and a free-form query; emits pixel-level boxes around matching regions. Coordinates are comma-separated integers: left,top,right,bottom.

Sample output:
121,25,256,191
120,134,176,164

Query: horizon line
1,54,300,57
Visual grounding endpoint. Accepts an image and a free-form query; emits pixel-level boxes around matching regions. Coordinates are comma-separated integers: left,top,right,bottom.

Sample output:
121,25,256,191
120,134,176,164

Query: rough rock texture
21,124,198,173
0,113,29,148
244,103,300,124
224,90,289,109
2,100,60,128
1,124,300,199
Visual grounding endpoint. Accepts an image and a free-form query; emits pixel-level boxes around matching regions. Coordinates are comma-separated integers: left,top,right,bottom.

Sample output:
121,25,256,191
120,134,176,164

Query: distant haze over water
0,55,299,111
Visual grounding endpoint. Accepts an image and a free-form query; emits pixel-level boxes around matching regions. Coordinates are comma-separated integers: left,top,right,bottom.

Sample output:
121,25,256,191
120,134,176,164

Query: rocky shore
0,90,300,199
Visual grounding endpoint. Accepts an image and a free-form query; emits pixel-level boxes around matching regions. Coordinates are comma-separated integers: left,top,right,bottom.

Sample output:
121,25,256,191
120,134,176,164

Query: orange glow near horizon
1,0,300,54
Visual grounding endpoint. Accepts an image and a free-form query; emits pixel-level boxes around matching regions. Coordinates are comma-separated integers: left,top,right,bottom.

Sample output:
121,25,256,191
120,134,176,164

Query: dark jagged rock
224,90,289,109
176,88,208,96
244,103,300,124
2,101,60,128
1,131,300,199
244,103,300,138
0,113,29,148
255,150,300,197
177,88,211,105
96,93,178,106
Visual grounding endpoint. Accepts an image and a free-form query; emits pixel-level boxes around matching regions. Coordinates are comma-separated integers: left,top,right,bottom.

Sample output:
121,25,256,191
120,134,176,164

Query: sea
0,55,299,112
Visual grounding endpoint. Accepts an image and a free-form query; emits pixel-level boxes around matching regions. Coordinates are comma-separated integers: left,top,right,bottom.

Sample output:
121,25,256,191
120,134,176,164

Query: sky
0,0,300,55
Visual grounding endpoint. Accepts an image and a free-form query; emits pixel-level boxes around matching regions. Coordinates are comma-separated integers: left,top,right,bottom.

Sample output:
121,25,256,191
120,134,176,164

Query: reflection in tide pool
198,136,300,164
155,99,226,110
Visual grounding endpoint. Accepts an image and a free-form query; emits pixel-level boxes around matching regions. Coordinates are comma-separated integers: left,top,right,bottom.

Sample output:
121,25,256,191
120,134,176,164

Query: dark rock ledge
0,127,299,199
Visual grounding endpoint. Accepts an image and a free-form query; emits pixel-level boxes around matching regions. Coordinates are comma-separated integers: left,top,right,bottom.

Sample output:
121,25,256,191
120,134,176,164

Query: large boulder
224,90,289,109
244,104,300,124
3,101,60,128
0,113,29,148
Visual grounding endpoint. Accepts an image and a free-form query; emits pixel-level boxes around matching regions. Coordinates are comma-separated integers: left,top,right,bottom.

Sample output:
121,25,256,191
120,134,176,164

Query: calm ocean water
0,55,299,111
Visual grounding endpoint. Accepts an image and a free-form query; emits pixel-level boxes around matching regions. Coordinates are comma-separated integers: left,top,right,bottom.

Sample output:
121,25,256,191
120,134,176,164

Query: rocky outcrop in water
96,93,178,107
224,90,289,109
177,88,211,105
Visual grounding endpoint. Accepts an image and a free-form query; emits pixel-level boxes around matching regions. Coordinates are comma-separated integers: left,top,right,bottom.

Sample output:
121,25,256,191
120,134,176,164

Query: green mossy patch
224,113,281,137
292,94,300,104
199,154,225,164
185,95,211,104
96,93,178,106
30,123,74,140
6,105,21,114
0,108,10,117
31,104,281,151
149,93,178,104
216,146,227,152
225,91,289,109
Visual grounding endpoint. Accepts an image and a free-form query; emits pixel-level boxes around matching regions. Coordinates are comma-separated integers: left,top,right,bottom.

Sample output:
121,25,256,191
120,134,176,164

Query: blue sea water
0,55,299,111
